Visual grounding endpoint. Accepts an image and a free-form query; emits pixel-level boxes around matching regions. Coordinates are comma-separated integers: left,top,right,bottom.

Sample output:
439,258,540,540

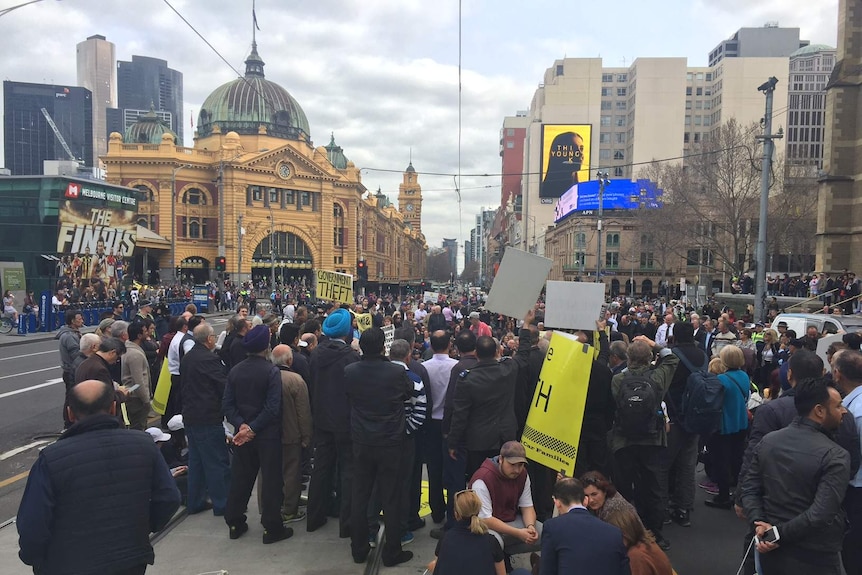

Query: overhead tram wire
456,0,463,274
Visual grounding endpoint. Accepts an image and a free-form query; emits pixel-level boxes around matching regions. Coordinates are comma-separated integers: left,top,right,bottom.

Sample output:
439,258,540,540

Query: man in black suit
540,477,630,575
697,317,716,357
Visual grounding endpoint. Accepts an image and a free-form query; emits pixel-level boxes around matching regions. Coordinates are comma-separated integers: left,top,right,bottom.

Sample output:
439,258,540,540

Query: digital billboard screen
540,124,592,199
554,179,662,222
56,181,138,292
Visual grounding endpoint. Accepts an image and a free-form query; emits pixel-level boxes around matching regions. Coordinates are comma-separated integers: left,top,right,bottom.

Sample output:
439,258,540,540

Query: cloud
0,0,843,265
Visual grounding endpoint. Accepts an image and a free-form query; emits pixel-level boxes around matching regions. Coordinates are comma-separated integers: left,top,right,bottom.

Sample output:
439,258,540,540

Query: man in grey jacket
741,377,850,575
121,321,151,431
56,309,83,391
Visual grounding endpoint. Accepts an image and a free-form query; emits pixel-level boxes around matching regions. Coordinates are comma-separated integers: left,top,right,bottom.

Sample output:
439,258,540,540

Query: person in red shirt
469,312,492,338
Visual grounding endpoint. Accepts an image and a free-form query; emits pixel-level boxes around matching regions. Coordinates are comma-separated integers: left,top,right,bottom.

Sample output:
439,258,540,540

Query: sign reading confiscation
315,269,354,305
521,331,593,477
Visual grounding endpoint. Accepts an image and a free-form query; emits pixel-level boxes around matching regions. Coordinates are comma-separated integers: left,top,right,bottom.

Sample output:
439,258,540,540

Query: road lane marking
0,471,29,489
0,377,63,399
0,367,58,381
0,440,50,461
0,350,57,362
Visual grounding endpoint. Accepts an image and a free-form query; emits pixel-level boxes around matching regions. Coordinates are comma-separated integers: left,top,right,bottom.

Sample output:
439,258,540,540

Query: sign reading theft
315,269,354,305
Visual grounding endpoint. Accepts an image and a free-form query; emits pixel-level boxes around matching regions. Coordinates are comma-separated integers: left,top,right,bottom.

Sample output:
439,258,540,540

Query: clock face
277,163,292,180
406,202,414,212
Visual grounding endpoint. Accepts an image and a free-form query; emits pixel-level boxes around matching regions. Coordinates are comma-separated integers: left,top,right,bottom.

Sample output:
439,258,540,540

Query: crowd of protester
15,282,862,575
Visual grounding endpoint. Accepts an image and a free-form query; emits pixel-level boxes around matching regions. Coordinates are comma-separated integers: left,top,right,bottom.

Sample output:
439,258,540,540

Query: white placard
544,281,607,331
485,249,552,319
423,291,440,303
817,333,843,373
383,324,396,357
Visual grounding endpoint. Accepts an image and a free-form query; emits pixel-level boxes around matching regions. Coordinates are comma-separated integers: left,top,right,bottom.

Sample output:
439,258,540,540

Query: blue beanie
243,325,271,353
323,308,352,338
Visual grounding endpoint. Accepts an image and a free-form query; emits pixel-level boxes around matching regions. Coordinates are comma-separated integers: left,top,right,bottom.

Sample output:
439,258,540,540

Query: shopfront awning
135,225,171,250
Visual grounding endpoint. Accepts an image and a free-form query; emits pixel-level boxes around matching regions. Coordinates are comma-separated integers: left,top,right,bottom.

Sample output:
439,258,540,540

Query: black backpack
615,372,663,439
671,348,725,436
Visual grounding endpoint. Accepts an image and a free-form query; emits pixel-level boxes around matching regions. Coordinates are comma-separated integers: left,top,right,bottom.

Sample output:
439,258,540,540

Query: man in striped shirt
389,339,428,544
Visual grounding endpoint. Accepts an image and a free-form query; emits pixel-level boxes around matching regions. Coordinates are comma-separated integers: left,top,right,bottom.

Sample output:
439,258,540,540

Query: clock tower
398,161,423,232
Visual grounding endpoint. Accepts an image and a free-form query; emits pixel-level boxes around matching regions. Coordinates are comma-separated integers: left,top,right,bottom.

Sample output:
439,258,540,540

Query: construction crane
40,107,79,163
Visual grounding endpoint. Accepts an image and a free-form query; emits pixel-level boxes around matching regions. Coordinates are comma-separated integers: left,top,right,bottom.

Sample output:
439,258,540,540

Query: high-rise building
500,113,529,206
3,81,93,175
708,24,809,66
442,238,458,276
106,55,183,144
76,35,116,160
787,44,836,170
517,54,790,255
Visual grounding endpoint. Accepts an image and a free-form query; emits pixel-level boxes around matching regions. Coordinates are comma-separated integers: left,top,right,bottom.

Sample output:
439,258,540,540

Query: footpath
0,491,439,575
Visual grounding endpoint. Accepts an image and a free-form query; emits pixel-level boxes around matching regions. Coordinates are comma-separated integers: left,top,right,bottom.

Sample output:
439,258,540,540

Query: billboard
554,178,662,222
540,124,592,199
56,181,138,293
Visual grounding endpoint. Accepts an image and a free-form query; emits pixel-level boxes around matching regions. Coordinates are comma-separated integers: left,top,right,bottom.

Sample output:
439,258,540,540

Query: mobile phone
757,526,779,544
125,384,140,393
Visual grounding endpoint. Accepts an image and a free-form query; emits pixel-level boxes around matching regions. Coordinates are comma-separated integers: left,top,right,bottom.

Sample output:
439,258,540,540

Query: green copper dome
124,106,177,144
325,133,350,169
197,43,310,140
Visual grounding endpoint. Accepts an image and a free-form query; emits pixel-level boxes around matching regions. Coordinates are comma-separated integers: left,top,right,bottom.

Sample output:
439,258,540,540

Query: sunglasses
454,489,475,498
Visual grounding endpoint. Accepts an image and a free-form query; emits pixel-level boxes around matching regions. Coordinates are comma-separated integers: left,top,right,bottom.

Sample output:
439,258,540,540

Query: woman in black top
430,490,531,575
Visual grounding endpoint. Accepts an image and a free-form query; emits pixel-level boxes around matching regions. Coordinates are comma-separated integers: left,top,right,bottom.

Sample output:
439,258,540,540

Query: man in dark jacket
447,310,534,479
306,308,360,535
434,329,481,538
345,328,414,567
574,326,615,480
180,321,230,516
741,377,850,575
223,325,291,544
75,337,123,386
17,379,181,574
661,321,707,528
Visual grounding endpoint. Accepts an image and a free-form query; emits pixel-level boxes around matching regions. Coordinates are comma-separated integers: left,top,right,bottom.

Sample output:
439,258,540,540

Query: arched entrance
641,279,653,296
610,279,620,297
252,231,314,288
625,279,637,297
180,257,210,284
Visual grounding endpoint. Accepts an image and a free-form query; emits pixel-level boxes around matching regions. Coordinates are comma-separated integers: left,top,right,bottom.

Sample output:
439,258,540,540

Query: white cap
167,414,184,431
298,340,309,347
145,427,171,442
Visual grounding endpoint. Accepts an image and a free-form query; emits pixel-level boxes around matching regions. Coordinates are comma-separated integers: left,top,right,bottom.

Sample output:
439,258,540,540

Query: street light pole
753,77,782,322
170,163,192,284
267,211,276,292
595,171,610,284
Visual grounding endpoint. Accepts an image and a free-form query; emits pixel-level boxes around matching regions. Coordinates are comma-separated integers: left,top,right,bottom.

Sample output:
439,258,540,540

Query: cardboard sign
485,249,552,319
355,313,373,333
544,281,607,331
817,333,844,373
521,331,593,476
383,324,395,357
315,270,354,305
423,291,440,304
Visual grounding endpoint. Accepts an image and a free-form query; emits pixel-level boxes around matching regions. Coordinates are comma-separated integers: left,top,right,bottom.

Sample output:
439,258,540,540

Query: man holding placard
447,310,535,479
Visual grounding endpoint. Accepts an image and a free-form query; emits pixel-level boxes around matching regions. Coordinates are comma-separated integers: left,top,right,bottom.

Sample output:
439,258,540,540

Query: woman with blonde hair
704,345,750,510
428,489,528,575
605,507,673,575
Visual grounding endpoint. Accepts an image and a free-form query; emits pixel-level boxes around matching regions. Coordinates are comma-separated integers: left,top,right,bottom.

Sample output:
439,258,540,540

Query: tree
671,119,768,277
460,260,480,285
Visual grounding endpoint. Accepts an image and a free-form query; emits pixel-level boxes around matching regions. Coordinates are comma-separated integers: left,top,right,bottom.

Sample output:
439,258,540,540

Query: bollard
17,316,27,335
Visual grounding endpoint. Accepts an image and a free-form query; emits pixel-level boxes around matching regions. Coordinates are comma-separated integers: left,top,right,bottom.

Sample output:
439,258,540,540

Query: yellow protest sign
521,331,593,476
315,269,354,305
355,313,373,333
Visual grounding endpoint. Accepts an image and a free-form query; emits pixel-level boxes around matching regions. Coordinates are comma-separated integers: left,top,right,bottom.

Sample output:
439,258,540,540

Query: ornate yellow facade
101,43,426,287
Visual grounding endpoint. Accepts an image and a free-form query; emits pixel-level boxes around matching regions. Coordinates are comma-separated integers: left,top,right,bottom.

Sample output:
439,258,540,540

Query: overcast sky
0,0,839,264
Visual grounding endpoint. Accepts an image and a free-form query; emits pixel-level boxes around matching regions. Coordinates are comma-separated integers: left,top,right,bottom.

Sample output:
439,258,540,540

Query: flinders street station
102,41,427,288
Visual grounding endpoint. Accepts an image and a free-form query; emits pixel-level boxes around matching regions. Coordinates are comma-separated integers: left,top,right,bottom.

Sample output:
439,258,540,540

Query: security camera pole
753,77,782,322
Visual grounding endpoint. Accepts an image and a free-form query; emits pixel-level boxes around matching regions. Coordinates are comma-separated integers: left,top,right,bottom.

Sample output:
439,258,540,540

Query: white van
771,312,862,337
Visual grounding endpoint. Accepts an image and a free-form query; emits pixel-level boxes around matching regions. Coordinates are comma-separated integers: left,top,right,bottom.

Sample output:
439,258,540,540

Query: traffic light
357,259,368,282
215,256,226,272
